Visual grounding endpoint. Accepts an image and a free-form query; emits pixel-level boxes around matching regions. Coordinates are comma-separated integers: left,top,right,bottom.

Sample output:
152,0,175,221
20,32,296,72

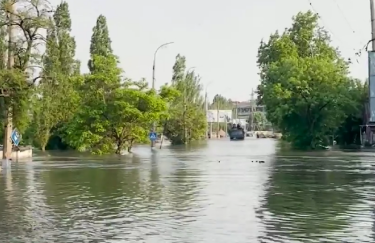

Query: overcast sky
50,0,370,101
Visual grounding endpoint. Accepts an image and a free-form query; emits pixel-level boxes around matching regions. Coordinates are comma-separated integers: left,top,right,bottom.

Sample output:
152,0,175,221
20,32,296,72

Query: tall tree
257,11,362,149
88,15,112,72
83,15,121,96
53,1,80,75
171,54,186,84
164,54,207,144
31,1,80,150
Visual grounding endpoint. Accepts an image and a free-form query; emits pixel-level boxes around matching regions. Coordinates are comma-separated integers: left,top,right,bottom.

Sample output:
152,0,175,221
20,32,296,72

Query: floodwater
0,139,375,242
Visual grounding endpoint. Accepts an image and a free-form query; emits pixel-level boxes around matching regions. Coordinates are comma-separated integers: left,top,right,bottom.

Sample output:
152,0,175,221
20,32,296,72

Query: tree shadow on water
257,151,369,242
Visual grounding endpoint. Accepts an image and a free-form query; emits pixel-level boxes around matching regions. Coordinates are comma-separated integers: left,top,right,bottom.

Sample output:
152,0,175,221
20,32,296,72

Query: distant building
231,100,271,131
232,101,266,120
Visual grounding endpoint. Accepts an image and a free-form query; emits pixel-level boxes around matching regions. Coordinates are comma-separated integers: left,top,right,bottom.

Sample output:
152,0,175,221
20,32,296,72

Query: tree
335,79,367,146
164,54,207,144
61,15,175,154
31,1,80,150
257,11,359,149
0,0,52,157
210,94,233,110
88,15,112,72
0,4,207,154
63,66,172,154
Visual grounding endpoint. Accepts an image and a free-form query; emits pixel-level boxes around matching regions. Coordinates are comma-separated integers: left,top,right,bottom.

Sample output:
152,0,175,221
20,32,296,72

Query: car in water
229,125,245,140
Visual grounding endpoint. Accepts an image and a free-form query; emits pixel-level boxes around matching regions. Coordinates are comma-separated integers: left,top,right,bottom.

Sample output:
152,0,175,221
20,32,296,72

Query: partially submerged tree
164,54,207,144
64,68,174,154
61,17,178,154
0,7,208,154
257,11,364,149
0,0,51,156
31,1,80,150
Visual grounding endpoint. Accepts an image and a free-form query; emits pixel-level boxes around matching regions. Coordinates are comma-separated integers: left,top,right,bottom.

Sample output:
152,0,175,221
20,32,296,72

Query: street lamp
152,42,174,89
151,42,173,149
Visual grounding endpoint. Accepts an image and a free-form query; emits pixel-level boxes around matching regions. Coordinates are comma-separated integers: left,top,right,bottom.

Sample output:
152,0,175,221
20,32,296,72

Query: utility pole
151,42,173,149
250,89,255,131
371,0,375,50
205,91,209,138
235,102,238,120
2,1,15,168
368,0,375,144
216,101,220,138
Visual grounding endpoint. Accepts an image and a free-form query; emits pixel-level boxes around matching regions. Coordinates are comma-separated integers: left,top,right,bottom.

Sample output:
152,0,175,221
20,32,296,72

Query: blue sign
149,132,157,141
11,128,20,146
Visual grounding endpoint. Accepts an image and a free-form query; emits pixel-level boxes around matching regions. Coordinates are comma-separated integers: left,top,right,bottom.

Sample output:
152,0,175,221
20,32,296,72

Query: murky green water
0,139,375,242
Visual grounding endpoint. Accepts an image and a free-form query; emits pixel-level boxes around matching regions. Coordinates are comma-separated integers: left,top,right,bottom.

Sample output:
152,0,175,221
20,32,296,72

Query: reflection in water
258,153,375,242
0,141,374,242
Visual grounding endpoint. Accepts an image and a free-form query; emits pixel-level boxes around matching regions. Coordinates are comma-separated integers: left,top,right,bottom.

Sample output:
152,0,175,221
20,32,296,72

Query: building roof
232,100,262,108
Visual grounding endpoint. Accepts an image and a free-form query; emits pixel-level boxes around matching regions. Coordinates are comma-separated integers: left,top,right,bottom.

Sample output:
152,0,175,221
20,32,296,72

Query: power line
306,0,342,44
332,0,357,37
306,0,363,64
332,0,368,52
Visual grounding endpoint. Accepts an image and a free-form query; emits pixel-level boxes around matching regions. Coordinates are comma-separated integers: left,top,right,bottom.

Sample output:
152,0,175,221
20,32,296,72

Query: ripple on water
0,140,375,242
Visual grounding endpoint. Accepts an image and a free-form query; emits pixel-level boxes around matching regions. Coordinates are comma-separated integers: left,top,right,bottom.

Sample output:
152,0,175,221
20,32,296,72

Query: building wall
232,101,266,119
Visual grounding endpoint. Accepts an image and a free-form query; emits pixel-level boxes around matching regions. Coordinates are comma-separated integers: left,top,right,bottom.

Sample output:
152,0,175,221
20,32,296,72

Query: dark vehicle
229,124,245,140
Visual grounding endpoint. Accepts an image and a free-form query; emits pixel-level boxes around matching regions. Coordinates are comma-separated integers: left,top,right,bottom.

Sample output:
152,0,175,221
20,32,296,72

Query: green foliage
0,69,32,133
257,11,365,149
0,3,219,154
30,1,80,150
88,15,113,72
0,0,52,152
210,94,233,110
164,54,207,144
64,76,171,154
335,79,368,145
6,8,187,154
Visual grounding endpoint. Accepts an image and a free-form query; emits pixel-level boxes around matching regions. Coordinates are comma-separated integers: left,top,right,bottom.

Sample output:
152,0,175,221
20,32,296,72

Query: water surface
0,139,374,242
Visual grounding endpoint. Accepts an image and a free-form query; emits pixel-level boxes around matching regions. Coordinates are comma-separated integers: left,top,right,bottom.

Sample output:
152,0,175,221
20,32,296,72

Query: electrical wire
333,0,358,37
306,0,364,64
332,0,369,62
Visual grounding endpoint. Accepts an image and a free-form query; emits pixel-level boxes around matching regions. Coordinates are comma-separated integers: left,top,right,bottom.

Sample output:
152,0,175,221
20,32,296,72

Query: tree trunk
3,2,15,160
115,146,121,154
41,145,45,151
127,140,134,153
115,141,123,154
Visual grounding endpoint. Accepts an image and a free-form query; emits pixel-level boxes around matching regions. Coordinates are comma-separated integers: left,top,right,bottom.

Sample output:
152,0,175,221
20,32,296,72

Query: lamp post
151,42,173,149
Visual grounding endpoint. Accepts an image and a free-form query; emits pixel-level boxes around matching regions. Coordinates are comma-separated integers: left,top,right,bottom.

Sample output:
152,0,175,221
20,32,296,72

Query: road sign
149,132,157,141
11,128,20,146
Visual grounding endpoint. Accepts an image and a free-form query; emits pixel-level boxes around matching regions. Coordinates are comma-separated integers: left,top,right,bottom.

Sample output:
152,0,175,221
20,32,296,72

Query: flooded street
1,139,375,242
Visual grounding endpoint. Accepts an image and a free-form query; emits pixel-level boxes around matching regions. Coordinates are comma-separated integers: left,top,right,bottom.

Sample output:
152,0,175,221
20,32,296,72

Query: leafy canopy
257,11,361,148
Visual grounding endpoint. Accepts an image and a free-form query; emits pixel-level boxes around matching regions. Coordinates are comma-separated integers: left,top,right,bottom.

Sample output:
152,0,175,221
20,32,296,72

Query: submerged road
0,138,375,242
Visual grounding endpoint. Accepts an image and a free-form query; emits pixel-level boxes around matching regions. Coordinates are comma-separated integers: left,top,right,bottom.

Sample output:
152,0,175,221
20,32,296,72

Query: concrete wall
0,148,32,160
